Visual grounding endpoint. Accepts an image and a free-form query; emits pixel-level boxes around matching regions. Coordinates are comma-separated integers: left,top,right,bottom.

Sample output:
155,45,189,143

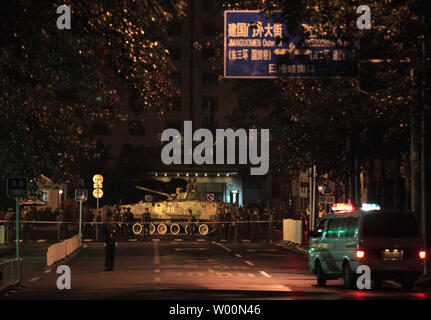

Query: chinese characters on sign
224,11,358,78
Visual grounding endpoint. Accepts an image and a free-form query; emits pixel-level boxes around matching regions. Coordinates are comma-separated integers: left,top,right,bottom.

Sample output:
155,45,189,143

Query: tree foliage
0,0,186,182
211,0,430,181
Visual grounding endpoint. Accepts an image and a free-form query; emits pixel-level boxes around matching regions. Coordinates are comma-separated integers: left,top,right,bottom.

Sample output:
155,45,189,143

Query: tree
0,0,186,183
208,0,429,207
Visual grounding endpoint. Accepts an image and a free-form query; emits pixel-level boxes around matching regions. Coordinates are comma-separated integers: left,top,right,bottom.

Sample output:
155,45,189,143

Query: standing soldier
120,210,127,241
5,208,14,241
233,208,241,243
250,209,259,242
104,216,118,271
22,209,30,243
224,207,231,241
56,210,64,242
186,209,195,240
215,208,223,241
126,207,134,239
96,212,104,241
141,208,151,241
267,209,275,243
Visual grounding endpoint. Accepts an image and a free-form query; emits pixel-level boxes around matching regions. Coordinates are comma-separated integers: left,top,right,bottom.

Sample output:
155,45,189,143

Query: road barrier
0,226,4,245
0,259,21,292
283,219,303,244
47,234,82,267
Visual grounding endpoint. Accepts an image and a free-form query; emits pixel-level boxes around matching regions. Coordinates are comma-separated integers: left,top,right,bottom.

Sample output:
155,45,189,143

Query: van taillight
356,250,365,259
419,251,426,259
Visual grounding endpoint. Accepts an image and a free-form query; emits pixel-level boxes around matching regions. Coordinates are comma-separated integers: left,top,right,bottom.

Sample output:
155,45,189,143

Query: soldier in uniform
224,207,231,241
250,209,259,242
5,208,14,241
104,216,118,271
126,207,134,239
233,208,241,243
56,210,64,242
215,208,223,241
186,209,195,240
141,208,151,241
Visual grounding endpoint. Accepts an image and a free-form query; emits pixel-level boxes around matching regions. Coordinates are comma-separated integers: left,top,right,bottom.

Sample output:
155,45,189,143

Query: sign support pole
15,198,20,259
79,200,83,236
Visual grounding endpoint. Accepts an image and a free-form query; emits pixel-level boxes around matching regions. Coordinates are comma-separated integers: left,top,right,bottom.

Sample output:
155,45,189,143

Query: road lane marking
43,269,52,273
197,239,205,242
212,241,232,252
174,238,183,242
245,261,254,266
174,248,208,251
237,273,255,277
128,239,137,242
154,277,161,282
216,272,232,277
155,269,160,273
29,277,40,282
235,254,242,258
154,241,160,265
37,239,47,243
259,271,271,278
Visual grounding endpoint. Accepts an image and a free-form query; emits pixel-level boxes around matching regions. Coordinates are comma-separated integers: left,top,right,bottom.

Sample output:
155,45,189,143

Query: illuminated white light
177,173,179,177
226,173,229,177
186,173,189,177
195,173,198,176
164,173,167,177
361,203,381,211
204,173,207,177
59,190,63,194
217,173,220,177
155,173,158,176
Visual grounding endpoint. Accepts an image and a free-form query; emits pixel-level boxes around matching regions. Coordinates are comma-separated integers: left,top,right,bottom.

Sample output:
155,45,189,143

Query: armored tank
120,186,236,236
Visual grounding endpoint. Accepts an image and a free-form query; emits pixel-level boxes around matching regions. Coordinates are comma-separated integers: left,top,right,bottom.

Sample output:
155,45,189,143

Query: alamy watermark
161,121,269,175
56,265,71,290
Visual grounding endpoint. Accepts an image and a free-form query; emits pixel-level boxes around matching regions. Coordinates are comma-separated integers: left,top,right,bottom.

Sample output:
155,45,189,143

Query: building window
167,22,182,36
202,72,218,86
129,121,146,136
202,97,217,130
168,47,182,61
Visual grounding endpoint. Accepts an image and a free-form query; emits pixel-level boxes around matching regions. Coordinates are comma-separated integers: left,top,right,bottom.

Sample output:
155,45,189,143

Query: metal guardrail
47,234,82,267
0,259,21,292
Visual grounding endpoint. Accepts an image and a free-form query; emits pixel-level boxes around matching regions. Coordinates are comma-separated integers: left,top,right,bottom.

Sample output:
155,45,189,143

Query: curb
279,242,309,255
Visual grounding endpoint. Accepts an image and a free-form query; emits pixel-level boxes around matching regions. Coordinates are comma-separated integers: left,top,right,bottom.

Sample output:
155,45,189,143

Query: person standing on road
186,209,195,240
141,208,151,241
5,208,14,241
56,210,64,242
224,207,231,241
104,216,118,271
233,209,240,243
250,209,259,242
215,208,223,241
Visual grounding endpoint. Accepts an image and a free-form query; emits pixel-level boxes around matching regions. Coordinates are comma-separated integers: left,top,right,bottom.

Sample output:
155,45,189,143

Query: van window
316,219,328,233
338,217,349,238
362,213,419,238
327,219,342,238
346,217,359,237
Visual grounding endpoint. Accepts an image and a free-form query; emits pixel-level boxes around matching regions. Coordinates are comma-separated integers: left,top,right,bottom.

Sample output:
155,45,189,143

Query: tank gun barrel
135,186,173,200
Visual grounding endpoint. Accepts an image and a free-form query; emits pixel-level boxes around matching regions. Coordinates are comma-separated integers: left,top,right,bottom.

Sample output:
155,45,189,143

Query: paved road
2,239,431,300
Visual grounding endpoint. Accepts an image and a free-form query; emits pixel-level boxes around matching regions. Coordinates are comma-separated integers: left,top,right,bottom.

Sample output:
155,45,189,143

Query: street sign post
92,174,103,214
224,10,358,78
7,177,28,259
75,189,88,236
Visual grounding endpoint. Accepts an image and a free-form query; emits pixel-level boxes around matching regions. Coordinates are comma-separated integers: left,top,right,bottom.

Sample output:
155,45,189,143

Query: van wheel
343,262,356,289
401,276,416,291
316,261,327,287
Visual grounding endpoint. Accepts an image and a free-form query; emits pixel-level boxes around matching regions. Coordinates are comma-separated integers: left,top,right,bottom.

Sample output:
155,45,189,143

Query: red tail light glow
419,251,426,259
356,250,365,259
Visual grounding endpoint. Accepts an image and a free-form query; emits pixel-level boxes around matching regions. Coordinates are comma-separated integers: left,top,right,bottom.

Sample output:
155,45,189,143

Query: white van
308,203,426,290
